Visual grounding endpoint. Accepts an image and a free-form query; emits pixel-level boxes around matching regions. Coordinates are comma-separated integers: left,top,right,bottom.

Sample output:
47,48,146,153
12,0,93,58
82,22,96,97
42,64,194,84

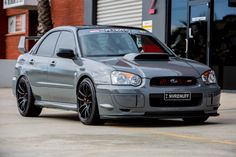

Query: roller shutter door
97,0,142,27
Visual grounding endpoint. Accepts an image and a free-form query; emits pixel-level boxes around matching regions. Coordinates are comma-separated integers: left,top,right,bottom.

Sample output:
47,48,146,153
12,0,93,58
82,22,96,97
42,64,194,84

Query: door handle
29,59,34,65
50,61,56,66
185,39,188,54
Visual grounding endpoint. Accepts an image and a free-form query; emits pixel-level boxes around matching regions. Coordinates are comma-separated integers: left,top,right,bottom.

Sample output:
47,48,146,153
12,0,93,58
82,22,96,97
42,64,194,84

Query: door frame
186,0,213,66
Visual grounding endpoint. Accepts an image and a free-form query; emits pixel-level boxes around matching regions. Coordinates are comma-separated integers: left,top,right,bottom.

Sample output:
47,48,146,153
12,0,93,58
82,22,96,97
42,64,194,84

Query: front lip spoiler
100,111,219,119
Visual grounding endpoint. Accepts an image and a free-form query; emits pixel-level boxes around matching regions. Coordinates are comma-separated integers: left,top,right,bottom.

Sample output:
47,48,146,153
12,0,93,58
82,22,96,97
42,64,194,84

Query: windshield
78,29,173,57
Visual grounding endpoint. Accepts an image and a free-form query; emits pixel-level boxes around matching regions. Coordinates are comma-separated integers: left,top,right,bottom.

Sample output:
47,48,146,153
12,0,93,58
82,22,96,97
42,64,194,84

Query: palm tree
37,0,53,36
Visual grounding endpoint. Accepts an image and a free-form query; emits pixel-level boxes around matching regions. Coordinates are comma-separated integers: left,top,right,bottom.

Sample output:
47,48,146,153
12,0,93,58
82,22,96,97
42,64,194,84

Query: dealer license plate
164,92,191,101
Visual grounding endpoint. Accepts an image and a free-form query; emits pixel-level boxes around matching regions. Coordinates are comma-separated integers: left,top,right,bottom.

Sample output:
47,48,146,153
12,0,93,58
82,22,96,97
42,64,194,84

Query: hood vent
123,53,170,61
135,53,170,61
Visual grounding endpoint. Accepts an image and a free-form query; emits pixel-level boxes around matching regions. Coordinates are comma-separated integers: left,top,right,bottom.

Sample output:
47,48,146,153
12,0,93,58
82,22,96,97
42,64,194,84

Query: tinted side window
36,32,60,57
55,31,76,56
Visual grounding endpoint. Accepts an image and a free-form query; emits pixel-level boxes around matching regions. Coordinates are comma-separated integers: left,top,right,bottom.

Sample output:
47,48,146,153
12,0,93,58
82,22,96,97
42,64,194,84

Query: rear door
47,31,78,103
27,31,60,101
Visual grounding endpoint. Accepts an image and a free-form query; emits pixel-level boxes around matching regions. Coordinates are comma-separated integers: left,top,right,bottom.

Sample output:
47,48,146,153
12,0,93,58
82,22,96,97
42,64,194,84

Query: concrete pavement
0,88,236,157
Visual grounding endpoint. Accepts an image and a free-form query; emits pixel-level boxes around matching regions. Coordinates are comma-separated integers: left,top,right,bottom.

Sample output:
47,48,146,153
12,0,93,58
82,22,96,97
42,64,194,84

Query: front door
47,31,77,103
187,0,211,65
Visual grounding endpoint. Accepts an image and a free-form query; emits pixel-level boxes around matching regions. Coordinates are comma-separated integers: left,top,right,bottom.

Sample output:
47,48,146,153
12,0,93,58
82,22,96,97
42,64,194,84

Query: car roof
77,25,146,30
51,25,147,32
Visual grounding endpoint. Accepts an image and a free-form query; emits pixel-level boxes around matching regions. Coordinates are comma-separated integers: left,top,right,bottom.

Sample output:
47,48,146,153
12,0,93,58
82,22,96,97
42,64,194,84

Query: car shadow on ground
39,112,79,121
105,119,221,128
39,112,222,127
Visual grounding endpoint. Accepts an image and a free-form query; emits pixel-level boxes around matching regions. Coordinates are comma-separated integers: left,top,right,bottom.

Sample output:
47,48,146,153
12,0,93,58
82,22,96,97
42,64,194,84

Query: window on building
8,14,26,34
169,0,188,57
212,0,236,66
212,0,236,89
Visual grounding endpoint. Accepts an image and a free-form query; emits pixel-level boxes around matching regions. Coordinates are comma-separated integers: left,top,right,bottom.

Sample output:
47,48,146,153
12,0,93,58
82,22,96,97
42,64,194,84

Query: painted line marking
113,126,236,146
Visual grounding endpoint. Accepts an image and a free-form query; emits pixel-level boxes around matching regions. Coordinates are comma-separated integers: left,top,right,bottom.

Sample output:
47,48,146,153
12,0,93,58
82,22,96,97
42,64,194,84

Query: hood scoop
123,53,170,61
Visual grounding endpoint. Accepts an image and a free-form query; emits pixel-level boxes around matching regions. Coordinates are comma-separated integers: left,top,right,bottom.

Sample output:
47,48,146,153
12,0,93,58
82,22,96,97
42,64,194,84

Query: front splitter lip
100,111,220,120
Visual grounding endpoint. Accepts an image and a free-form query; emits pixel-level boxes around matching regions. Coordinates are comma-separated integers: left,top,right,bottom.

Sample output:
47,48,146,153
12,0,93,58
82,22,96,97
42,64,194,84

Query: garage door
97,0,142,27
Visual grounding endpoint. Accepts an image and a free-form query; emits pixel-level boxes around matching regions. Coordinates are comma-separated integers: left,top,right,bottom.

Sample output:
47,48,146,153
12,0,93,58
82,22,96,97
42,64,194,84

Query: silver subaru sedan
12,26,221,125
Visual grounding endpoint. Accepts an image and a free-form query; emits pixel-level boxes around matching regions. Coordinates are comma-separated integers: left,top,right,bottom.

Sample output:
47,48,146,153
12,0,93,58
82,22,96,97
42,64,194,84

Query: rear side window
36,32,60,57
55,31,76,56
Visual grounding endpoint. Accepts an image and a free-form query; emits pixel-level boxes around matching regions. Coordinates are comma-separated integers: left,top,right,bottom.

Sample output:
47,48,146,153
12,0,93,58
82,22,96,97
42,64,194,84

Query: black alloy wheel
16,76,42,117
77,78,102,125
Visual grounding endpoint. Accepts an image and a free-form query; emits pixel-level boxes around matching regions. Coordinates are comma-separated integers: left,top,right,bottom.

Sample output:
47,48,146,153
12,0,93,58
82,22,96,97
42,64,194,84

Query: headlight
111,71,142,86
201,70,217,84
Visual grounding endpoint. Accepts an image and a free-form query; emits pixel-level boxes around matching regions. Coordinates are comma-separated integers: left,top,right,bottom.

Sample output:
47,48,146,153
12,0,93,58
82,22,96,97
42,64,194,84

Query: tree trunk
37,0,53,36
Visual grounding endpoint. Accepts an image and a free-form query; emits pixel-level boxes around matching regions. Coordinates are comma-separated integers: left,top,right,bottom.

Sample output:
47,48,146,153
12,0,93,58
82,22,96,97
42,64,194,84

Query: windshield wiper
87,54,129,57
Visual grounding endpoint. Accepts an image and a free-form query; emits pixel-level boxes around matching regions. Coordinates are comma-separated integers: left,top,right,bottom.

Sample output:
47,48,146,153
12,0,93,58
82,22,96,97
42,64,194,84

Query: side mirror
18,36,27,54
18,36,41,54
57,48,75,59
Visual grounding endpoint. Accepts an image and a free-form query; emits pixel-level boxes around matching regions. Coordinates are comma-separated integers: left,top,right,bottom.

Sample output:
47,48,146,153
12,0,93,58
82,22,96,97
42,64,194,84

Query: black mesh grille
150,77,197,86
150,93,202,107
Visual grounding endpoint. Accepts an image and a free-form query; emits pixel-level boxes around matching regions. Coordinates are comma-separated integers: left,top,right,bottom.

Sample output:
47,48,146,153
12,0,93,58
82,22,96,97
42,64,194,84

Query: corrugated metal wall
97,0,142,27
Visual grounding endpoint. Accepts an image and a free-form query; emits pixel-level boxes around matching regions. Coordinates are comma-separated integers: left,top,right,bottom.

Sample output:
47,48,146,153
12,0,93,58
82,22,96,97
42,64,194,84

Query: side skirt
35,100,78,112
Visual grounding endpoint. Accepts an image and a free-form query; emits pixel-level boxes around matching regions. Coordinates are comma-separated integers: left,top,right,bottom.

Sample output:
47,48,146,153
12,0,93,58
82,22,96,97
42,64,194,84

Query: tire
77,78,103,125
16,76,42,117
182,116,209,124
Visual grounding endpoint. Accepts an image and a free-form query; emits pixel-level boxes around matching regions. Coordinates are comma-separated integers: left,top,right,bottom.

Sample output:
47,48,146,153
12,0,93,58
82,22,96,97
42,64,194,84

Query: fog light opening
120,109,130,112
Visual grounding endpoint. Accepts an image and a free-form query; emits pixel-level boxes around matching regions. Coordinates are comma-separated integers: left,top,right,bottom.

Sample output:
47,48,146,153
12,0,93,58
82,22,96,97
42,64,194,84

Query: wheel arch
76,74,96,96
15,75,26,94
16,75,34,97
76,74,102,125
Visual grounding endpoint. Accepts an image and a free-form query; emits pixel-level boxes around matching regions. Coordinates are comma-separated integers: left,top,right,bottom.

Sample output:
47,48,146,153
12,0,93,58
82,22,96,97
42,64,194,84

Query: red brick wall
2,0,84,59
5,34,24,59
5,9,29,59
0,0,7,59
51,0,84,27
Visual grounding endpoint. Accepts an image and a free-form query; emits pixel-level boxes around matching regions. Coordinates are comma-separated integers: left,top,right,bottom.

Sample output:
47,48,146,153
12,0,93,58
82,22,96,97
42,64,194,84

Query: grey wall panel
142,0,167,42
84,0,97,25
0,60,16,88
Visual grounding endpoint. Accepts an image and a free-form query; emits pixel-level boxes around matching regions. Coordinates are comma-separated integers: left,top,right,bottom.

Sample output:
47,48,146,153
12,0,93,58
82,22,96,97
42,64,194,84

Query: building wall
1,0,84,60
0,59,16,87
0,0,7,59
51,0,84,26
142,0,167,43
5,9,29,59
84,0,96,25
84,0,167,42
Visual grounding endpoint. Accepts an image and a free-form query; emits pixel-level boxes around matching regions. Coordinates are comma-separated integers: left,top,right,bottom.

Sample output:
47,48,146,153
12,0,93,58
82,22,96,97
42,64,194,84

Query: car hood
89,53,210,78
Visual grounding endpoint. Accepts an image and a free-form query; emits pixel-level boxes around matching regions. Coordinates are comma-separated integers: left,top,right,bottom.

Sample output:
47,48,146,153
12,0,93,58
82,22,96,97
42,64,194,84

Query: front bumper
96,78,221,119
